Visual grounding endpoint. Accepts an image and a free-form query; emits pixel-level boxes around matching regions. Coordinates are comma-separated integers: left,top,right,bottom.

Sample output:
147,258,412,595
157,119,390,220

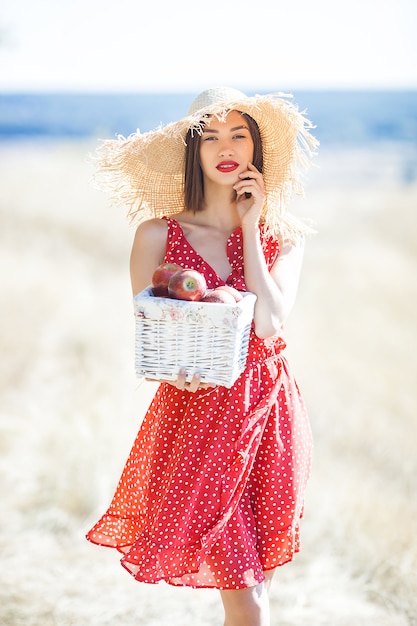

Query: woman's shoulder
131,218,170,257
134,217,169,239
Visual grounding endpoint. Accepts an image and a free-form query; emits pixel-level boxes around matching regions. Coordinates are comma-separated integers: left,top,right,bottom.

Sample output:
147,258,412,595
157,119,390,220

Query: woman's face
199,110,254,189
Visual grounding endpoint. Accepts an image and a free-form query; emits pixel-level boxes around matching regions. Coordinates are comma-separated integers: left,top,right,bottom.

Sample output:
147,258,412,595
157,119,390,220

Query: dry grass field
0,140,416,625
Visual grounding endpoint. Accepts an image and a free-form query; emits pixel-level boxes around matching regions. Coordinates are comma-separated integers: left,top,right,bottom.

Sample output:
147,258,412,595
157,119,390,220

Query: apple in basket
201,288,237,304
168,269,207,301
215,285,243,302
152,263,183,296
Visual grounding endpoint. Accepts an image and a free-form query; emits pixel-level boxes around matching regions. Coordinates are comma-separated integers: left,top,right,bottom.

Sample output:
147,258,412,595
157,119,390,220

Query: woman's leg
220,582,270,626
264,568,276,593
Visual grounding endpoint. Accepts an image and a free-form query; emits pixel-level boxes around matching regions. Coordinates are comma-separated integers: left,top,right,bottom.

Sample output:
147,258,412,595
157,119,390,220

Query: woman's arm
130,218,168,295
234,163,304,339
242,229,304,339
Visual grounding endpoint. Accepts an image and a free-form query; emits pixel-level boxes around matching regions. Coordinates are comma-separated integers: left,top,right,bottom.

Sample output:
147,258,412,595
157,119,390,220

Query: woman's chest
188,231,232,280
169,222,238,282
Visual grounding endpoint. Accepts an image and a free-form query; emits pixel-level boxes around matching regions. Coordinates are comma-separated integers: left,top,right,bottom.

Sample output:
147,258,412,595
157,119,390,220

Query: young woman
87,87,318,626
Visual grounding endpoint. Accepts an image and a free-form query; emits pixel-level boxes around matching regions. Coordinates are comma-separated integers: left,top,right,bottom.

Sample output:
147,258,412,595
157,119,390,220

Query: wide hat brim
93,89,318,235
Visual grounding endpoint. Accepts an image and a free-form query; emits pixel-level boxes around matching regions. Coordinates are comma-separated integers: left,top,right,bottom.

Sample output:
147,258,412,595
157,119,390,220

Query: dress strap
162,216,182,255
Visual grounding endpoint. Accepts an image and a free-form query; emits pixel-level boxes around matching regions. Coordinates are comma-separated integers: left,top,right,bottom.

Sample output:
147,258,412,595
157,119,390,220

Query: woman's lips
216,161,239,172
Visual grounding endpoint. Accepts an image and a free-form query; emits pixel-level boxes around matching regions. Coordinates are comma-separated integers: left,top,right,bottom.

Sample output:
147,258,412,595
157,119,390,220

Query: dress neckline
165,217,242,283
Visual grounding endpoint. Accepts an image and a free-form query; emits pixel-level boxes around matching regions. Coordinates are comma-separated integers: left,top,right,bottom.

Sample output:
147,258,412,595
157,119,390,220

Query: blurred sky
1,0,416,92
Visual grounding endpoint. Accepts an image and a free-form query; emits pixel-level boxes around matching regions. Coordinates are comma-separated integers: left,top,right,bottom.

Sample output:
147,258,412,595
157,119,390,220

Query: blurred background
1,1,416,625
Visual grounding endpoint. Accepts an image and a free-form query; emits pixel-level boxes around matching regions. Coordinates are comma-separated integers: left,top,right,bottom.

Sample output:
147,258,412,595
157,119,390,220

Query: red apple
201,288,236,304
168,269,207,301
152,263,183,296
215,285,243,302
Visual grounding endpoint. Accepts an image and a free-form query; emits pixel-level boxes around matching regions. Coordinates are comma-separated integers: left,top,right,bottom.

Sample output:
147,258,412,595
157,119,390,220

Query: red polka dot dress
86,217,313,590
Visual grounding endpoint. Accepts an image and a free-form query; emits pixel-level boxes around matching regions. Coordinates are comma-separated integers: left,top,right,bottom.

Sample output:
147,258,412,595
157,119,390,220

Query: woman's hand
233,162,266,228
146,369,216,393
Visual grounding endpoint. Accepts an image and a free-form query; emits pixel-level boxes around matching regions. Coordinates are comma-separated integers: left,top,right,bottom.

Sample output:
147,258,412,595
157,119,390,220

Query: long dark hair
184,112,263,212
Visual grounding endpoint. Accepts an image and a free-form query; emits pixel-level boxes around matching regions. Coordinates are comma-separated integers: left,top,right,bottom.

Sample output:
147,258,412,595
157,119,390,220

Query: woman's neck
199,184,239,230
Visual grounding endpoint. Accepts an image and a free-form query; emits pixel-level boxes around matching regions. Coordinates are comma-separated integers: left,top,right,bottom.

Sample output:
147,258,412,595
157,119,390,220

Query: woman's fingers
234,163,265,199
176,367,188,388
175,369,215,393
146,369,216,392
188,372,202,393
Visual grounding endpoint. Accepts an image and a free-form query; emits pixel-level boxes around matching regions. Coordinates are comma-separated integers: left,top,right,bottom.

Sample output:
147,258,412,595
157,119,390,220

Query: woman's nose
218,142,233,157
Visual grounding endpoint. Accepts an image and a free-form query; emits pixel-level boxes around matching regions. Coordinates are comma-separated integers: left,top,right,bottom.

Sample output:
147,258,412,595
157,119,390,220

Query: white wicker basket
133,287,256,388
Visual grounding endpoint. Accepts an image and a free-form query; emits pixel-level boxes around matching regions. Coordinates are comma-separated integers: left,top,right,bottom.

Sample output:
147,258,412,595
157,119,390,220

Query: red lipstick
216,161,239,172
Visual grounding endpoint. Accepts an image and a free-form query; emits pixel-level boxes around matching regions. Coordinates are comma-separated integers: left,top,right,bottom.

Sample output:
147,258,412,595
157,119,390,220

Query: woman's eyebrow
202,125,249,134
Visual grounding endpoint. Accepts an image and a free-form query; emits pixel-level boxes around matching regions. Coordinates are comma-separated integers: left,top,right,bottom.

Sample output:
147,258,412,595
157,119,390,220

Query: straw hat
93,87,318,240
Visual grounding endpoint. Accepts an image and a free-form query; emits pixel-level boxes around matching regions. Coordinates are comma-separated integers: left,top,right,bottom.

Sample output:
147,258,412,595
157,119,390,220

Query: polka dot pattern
86,218,313,590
